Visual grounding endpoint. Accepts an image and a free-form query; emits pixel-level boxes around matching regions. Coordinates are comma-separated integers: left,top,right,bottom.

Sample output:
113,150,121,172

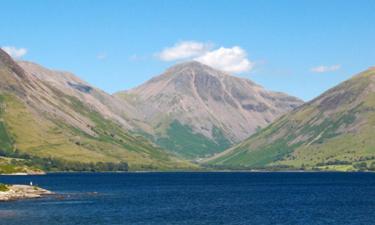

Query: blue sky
1,0,375,101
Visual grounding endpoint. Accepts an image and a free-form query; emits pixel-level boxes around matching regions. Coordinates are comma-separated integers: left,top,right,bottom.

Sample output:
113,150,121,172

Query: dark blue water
1,172,375,225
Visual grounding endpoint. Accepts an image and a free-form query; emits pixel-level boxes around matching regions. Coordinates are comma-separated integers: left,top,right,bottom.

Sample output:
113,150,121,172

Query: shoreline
0,185,53,202
2,168,374,175
0,171,46,176
21,170,375,174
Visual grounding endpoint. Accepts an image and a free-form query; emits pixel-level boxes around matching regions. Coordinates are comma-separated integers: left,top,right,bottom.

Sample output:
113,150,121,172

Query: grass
315,165,354,172
0,156,41,174
156,120,231,159
210,111,371,170
0,92,197,171
0,95,13,152
0,164,25,174
208,71,375,171
215,140,292,167
0,183,9,192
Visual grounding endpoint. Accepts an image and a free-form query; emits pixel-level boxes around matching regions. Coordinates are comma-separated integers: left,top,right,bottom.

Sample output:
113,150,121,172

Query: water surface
1,172,375,225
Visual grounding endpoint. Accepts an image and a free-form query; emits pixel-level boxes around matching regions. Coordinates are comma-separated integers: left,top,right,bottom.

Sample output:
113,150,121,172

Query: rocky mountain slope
18,61,145,131
116,61,303,159
207,68,375,171
0,49,194,171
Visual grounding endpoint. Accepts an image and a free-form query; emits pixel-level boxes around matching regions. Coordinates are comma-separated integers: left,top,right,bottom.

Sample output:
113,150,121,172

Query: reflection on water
39,200,95,205
0,209,19,218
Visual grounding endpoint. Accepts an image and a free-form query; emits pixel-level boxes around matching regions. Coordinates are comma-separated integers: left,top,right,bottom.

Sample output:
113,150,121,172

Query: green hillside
155,120,231,159
207,68,375,171
0,92,196,171
0,156,44,174
0,49,196,172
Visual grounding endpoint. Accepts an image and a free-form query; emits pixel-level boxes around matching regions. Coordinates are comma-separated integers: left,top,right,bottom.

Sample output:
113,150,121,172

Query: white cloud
195,46,253,73
156,41,254,73
1,46,28,58
311,64,341,73
157,41,212,61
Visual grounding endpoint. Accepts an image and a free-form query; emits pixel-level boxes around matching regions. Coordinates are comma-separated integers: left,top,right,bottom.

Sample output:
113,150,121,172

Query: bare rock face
116,61,303,158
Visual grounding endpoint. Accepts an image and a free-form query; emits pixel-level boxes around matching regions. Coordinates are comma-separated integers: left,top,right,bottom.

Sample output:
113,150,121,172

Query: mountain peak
118,60,303,158
165,60,228,76
168,60,209,70
0,48,27,79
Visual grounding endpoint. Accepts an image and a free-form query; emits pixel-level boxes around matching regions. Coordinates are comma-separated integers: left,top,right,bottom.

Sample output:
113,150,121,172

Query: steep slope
0,49,194,171
116,61,303,159
208,68,375,171
17,61,152,133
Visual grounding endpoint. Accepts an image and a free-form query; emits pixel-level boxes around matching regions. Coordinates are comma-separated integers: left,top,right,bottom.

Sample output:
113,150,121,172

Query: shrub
354,162,368,171
0,183,9,192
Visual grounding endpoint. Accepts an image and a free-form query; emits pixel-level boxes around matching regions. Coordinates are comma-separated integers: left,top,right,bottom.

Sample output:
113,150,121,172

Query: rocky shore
0,185,53,201
1,171,46,176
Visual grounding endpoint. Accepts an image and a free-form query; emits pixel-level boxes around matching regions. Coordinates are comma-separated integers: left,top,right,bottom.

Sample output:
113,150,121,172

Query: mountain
116,61,303,159
207,67,375,171
0,49,194,171
17,61,150,131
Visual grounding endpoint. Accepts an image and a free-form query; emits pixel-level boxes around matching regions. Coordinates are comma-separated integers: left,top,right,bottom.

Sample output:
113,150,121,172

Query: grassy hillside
207,68,375,171
0,48,199,172
0,92,196,171
156,120,231,159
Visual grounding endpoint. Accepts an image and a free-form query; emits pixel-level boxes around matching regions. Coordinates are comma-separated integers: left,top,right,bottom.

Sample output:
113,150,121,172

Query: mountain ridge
0,48,196,171
116,61,303,158
207,67,375,171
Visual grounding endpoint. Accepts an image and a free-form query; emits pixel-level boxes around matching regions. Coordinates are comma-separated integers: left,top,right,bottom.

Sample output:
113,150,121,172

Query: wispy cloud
311,64,341,73
96,53,107,60
156,41,254,73
157,41,212,61
129,54,148,62
1,46,28,58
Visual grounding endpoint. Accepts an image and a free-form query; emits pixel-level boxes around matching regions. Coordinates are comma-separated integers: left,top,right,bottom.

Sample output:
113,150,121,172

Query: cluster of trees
353,162,375,171
316,160,352,166
315,160,375,171
0,148,128,172
209,161,375,172
207,164,295,171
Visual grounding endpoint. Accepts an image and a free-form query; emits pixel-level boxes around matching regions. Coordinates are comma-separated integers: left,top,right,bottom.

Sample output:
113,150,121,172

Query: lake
1,172,375,225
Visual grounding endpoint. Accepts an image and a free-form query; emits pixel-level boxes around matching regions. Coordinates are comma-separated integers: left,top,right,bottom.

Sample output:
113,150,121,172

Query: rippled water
1,172,375,225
